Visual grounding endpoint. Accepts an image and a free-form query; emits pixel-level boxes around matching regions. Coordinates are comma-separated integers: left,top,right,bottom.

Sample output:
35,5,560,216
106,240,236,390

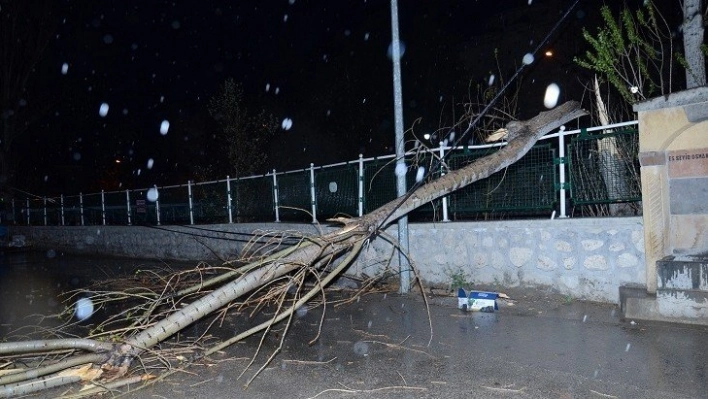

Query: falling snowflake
99,103,109,117
160,120,170,135
394,163,407,177
387,40,406,60
75,297,94,321
61,63,69,75
522,53,534,65
416,166,425,182
281,118,293,130
543,83,560,109
147,187,159,202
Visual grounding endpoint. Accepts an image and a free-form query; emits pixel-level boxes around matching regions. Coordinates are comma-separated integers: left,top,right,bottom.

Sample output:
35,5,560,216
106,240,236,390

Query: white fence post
272,169,280,222
440,143,450,222
43,197,47,226
101,190,106,225
155,187,161,226
126,190,132,226
309,163,317,223
187,180,194,225
26,199,29,225
60,195,65,226
358,154,364,217
558,128,568,218
226,175,233,224
79,192,85,226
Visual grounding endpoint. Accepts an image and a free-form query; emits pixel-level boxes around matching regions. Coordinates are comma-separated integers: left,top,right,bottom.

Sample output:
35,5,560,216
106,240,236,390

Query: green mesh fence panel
35,197,62,226
448,144,556,215
83,193,103,225
129,188,158,225
315,164,359,218
156,185,191,225
363,158,397,213
104,191,129,225
363,155,442,220
62,195,82,226
277,170,311,221
234,177,273,222
25,198,43,225
567,129,641,204
191,181,229,224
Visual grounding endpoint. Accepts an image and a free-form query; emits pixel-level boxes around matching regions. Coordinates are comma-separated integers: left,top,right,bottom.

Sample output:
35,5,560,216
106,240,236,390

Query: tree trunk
0,101,587,397
683,0,706,88
593,76,634,216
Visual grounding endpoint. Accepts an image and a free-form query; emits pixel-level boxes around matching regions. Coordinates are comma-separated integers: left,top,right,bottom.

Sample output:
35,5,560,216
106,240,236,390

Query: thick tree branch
362,100,587,228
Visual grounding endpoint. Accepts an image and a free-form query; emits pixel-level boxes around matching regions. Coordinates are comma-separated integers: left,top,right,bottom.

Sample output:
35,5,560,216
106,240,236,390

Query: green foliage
208,78,278,178
448,269,472,290
575,2,673,104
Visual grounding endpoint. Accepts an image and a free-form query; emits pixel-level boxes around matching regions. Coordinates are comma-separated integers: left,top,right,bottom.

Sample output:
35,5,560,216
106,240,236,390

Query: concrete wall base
11,217,645,304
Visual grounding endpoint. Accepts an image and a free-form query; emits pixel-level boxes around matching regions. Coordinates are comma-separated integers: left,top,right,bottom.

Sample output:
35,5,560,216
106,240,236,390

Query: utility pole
390,0,411,293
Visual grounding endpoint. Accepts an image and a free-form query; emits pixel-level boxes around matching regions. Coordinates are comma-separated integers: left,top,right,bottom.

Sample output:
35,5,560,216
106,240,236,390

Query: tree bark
683,0,706,88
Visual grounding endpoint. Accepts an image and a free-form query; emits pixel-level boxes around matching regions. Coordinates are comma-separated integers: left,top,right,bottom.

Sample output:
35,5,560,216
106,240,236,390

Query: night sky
7,0,681,196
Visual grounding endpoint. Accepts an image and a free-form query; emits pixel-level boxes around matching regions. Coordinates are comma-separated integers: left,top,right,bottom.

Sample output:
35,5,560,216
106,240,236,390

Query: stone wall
11,217,644,303
353,217,645,303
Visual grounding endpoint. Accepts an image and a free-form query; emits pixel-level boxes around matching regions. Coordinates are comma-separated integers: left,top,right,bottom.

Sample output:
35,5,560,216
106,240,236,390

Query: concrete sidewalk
123,288,707,399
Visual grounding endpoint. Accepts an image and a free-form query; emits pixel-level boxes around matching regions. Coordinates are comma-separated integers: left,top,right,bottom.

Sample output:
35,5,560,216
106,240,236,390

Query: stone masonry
12,217,645,304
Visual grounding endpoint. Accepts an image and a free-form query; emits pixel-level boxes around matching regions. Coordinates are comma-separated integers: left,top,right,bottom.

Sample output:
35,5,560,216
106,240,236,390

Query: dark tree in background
208,78,278,178
0,0,58,198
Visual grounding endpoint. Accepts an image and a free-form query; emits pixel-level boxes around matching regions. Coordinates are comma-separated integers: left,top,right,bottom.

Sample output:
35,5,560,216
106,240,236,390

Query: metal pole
187,180,194,225
558,129,568,218
60,195,65,226
226,175,233,224
155,190,161,226
358,154,364,217
272,169,280,222
126,190,132,226
43,197,47,226
26,199,30,225
79,192,85,226
101,190,106,225
390,0,410,294
309,163,317,223
440,142,450,222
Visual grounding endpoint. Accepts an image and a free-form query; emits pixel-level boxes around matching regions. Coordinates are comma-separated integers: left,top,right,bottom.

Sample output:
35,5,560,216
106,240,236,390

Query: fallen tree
0,101,586,398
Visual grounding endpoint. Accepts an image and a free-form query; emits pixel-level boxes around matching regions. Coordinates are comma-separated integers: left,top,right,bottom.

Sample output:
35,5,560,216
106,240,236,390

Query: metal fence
10,121,640,226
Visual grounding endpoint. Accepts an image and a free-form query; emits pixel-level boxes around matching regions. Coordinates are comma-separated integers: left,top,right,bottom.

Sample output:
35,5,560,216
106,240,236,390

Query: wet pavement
1,251,707,398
